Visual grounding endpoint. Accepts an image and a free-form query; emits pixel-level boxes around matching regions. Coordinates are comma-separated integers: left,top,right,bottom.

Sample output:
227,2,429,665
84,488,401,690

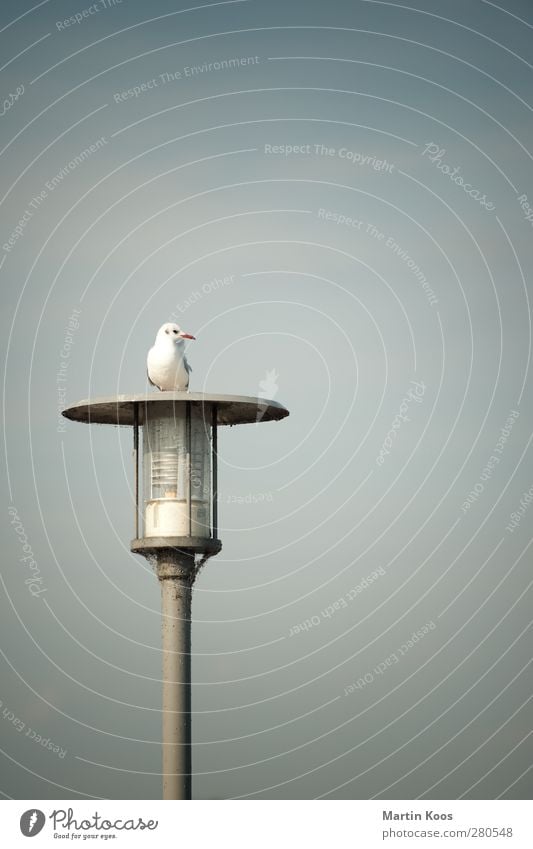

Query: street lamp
62,392,289,800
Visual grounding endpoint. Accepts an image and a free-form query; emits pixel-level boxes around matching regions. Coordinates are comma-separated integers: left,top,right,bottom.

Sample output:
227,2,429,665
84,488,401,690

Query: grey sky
1,0,532,799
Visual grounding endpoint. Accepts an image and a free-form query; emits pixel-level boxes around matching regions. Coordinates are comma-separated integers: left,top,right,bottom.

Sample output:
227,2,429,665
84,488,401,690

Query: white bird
147,322,196,391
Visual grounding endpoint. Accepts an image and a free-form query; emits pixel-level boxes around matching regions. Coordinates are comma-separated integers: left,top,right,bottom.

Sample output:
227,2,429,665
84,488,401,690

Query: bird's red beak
179,332,196,340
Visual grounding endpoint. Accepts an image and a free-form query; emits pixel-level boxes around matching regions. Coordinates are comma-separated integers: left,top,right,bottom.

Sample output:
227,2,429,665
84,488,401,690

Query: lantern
62,390,289,800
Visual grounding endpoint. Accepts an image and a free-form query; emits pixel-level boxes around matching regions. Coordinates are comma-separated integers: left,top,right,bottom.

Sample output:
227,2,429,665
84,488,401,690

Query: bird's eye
173,329,178,334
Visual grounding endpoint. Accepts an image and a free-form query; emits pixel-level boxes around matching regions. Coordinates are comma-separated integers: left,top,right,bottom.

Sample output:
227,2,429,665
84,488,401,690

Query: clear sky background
1,0,532,800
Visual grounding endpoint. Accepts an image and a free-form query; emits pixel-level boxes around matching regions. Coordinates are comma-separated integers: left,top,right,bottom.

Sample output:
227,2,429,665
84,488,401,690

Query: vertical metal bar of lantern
212,404,218,541
133,402,139,539
186,401,192,537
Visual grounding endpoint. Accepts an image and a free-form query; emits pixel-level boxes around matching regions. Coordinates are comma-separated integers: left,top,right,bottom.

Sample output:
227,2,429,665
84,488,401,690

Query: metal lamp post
62,392,289,800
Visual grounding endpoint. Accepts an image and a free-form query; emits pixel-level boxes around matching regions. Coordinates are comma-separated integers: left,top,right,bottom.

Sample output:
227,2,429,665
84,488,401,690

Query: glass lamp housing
142,401,211,538
61,391,289,554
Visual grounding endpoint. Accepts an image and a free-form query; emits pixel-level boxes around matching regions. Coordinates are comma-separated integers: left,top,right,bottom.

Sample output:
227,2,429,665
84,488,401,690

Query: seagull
147,322,196,391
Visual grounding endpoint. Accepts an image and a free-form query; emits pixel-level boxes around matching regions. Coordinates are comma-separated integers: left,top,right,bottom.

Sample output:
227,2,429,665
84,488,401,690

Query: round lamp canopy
62,391,289,427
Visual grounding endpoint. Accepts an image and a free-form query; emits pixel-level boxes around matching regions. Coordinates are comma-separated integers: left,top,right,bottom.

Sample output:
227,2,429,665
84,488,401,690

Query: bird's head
156,322,196,344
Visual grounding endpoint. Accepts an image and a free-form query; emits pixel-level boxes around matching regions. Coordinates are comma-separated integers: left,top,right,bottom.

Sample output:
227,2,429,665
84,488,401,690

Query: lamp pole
62,392,289,801
157,549,194,800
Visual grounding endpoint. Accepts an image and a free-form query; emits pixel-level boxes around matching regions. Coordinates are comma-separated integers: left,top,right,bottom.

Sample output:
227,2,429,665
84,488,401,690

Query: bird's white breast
147,344,189,390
